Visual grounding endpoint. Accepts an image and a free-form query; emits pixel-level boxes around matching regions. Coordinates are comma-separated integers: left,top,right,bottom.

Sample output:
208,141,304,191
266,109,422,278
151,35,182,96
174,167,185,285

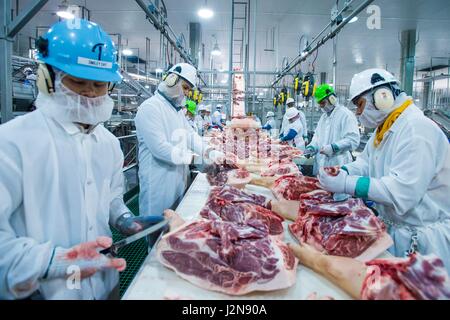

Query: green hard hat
186,99,197,115
315,83,335,103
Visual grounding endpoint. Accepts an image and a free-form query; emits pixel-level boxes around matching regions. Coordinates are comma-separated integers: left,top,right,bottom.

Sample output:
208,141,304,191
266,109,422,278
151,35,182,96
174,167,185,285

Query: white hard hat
216,104,222,110
266,111,275,118
286,107,299,120
349,68,400,102
167,63,197,87
286,98,295,105
197,104,205,112
205,105,212,113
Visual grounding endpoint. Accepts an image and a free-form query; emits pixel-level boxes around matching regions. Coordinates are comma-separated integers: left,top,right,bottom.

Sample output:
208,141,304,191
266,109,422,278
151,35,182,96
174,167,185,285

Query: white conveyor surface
123,173,391,300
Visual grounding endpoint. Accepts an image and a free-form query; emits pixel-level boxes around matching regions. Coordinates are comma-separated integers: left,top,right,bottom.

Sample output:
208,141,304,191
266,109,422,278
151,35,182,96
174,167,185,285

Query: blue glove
114,212,165,236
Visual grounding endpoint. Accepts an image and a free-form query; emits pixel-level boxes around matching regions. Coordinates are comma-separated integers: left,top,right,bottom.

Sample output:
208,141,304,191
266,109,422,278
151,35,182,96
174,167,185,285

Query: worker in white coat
195,104,205,135
279,108,306,151
135,63,225,217
262,111,277,137
185,99,198,133
0,19,165,300
318,68,450,273
306,84,360,175
297,101,309,143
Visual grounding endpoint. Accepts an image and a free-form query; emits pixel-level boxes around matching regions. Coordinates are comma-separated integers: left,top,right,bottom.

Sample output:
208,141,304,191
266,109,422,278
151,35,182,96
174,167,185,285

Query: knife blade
100,219,170,257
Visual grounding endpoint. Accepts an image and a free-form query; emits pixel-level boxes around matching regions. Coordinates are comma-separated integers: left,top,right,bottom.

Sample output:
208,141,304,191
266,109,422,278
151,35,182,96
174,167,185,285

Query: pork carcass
156,219,298,295
289,198,386,258
272,175,322,201
201,186,284,237
362,254,450,300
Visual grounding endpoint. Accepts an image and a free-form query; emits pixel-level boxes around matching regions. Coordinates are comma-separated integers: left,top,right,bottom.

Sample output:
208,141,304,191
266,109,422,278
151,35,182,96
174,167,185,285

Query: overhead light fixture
122,49,133,56
221,79,228,84
56,0,75,19
198,0,214,19
349,16,358,23
263,88,269,92
211,34,221,56
155,68,164,73
145,85,150,89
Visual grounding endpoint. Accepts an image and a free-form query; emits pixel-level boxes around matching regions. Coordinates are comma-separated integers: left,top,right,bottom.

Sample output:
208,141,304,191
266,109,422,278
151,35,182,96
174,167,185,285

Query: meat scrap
289,198,386,258
201,185,284,237
261,162,302,178
362,254,450,300
272,175,321,201
157,219,298,295
204,163,251,187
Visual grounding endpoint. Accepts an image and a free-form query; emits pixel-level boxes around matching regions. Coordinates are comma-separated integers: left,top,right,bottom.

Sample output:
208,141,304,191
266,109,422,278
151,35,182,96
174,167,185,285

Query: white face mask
357,94,388,128
320,101,335,114
158,81,187,107
36,72,114,126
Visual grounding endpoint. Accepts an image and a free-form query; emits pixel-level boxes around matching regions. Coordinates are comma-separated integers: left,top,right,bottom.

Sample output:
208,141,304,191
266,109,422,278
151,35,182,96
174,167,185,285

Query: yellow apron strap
374,99,413,148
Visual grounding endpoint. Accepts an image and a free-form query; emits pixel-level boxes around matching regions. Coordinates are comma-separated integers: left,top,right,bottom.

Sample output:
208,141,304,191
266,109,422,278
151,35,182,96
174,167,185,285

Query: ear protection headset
162,72,181,88
369,73,401,112
35,36,116,96
327,93,337,106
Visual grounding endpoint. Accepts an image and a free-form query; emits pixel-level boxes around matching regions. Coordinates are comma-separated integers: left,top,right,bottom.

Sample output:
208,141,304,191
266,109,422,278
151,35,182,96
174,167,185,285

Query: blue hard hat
36,19,122,83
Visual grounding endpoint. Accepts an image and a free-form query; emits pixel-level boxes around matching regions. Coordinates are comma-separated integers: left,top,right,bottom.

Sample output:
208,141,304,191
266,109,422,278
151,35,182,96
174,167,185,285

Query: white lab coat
283,119,306,151
264,118,278,138
187,117,199,133
0,109,128,300
194,115,204,135
298,110,308,137
135,91,204,217
309,104,360,175
344,97,450,273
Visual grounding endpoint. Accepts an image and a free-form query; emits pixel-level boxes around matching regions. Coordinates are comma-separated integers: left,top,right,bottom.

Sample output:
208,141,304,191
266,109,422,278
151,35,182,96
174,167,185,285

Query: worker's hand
114,212,165,236
44,237,126,280
318,167,350,194
287,242,323,269
303,135,309,145
305,145,318,158
208,150,226,164
319,145,334,157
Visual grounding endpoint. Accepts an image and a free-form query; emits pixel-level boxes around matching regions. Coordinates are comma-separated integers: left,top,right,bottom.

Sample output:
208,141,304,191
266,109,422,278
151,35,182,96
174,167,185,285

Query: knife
100,219,170,257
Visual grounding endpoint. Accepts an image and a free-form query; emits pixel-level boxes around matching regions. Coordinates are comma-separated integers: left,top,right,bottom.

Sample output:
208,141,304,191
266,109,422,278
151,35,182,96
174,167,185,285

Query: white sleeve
344,142,370,176
0,146,53,300
367,128,443,215
135,106,192,165
300,112,308,135
183,117,205,157
308,116,322,149
334,111,360,153
109,138,131,225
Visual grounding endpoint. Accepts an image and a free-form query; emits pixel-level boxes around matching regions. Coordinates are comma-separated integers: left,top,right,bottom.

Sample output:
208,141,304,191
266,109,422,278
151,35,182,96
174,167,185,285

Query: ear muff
36,63,55,95
163,73,180,87
373,87,395,111
328,94,337,105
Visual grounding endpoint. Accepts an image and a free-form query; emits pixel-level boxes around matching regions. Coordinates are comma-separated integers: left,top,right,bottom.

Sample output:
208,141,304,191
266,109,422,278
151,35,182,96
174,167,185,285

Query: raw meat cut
201,186,284,236
156,219,298,295
261,162,302,178
204,163,251,187
362,254,450,300
323,166,340,176
208,185,269,208
272,175,321,201
289,198,386,258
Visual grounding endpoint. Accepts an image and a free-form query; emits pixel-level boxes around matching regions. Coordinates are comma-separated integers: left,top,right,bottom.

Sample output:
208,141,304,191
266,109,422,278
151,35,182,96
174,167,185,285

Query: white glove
44,237,126,280
319,145,334,157
318,167,359,196
208,150,226,164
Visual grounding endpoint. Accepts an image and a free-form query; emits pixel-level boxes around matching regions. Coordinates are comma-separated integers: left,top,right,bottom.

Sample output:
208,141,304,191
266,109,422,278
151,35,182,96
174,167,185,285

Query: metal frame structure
1,0,49,124
270,0,375,87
